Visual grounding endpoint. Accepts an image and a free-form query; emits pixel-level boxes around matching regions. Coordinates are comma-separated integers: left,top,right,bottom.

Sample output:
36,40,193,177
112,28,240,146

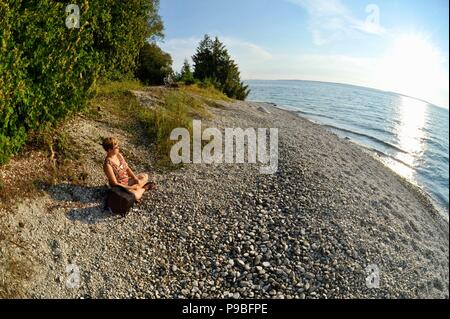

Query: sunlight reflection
385,95,428,181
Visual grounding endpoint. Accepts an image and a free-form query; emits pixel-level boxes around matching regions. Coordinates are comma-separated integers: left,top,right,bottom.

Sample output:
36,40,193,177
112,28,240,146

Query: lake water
246,80,449,218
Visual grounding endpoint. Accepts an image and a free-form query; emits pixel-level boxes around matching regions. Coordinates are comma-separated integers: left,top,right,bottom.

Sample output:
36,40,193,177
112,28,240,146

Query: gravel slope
1,90,448,299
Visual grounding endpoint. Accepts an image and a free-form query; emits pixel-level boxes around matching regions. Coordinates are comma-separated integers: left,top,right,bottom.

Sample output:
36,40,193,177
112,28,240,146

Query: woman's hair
102,137,118,151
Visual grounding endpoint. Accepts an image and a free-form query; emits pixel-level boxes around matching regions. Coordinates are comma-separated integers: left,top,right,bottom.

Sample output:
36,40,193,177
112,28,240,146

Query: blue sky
159,0,449,108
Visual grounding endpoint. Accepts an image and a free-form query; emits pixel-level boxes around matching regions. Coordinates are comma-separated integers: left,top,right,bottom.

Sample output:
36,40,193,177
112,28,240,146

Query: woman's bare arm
104,163,137,191
126,167,138,182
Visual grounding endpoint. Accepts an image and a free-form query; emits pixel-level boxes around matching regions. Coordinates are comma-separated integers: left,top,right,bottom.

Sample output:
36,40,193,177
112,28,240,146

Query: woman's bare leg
128,174,148,188
136,173,149,187
125,174,150,203
130,188,145,201
128,173,149,201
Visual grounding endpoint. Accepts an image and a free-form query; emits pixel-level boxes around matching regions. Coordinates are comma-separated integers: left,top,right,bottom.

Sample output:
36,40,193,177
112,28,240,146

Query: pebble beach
1,88,448,299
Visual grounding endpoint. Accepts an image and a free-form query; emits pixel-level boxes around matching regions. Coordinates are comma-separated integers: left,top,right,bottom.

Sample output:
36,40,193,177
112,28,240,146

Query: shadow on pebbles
1,95,448,299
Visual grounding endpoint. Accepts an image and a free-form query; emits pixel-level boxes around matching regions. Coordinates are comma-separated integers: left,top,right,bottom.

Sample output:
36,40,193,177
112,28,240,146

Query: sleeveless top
105,153,129,186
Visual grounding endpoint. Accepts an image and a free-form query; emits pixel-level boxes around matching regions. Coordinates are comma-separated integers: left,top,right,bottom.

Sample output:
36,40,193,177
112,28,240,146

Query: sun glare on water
390,95,428,178
381,95,428,182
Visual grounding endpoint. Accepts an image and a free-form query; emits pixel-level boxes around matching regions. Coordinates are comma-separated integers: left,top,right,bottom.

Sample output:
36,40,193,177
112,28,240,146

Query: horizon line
243,78,449,110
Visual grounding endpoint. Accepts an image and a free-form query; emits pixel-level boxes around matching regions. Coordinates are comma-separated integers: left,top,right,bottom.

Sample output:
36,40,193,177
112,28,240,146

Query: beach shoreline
1,89,448,298
262,101,449,223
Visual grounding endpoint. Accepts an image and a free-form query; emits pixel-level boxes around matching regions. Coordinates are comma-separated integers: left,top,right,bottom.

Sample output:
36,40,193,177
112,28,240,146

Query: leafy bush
86,0,163,80
0,1,163,164
0,1,98,164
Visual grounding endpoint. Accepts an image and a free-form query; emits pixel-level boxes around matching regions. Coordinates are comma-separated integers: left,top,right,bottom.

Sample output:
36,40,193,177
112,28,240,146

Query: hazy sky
159,0,449,108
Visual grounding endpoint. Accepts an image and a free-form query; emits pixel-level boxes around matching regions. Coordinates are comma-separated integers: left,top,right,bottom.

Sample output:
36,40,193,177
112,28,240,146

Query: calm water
246,80,449,217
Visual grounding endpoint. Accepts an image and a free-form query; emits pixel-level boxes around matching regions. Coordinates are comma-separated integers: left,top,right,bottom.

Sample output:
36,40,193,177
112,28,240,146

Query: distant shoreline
244,79,448,110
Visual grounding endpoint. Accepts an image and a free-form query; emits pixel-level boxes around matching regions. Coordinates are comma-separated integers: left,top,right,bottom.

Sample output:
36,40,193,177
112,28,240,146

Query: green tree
179,59,195,85
136,42,173,85
92,0,164,80
192,35,249,100
192,34,213,81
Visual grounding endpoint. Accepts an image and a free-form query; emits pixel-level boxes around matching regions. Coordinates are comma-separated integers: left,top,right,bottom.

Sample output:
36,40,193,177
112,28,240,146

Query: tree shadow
41,182,121,225
43,183,108,204
65,204,119,225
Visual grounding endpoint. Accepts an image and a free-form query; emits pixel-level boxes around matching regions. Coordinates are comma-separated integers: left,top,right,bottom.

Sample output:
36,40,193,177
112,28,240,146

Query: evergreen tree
192,35,250,100
179,59,195,84
192,35,214,81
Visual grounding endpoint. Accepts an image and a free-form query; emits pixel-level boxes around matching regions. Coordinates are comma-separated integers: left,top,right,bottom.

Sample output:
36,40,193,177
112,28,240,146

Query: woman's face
108,144,120,156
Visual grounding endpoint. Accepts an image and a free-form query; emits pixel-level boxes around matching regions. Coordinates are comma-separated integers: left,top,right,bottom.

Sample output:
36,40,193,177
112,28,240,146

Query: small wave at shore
320,123,409,155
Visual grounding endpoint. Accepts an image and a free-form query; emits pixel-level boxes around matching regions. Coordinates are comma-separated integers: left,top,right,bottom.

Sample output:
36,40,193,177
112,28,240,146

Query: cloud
221,37,273,61
287,0,385,45
159,36,273,73
158,36,199,72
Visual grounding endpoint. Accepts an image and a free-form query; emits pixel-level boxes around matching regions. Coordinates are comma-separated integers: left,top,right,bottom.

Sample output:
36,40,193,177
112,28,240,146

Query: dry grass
141,89,210,167
93,79,144,95
179,83,232,102
88,82,213,168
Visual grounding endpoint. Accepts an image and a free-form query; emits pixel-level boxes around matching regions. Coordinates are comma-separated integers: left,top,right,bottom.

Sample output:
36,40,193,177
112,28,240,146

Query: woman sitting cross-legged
102,137,154,202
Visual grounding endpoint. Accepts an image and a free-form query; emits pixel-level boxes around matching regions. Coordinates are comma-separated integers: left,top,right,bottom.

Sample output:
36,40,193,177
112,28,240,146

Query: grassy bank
87,81,229,167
